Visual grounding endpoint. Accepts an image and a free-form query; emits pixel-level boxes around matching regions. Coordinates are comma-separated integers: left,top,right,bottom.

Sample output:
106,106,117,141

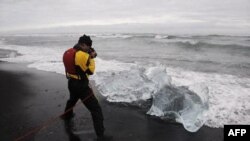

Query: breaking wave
169,41,250,52
91,33,133,39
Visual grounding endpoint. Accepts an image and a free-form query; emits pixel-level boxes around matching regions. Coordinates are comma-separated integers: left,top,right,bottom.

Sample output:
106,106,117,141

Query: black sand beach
0,61,224,141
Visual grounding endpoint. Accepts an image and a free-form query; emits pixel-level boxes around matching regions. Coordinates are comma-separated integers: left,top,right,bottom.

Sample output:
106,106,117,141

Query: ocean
0,33,250,132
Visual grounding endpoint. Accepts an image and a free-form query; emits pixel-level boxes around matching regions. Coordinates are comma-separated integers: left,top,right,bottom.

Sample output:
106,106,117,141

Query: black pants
64,78,104,136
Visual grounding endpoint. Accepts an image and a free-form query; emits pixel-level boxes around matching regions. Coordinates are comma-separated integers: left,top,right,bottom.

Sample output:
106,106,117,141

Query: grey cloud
0,0,249,34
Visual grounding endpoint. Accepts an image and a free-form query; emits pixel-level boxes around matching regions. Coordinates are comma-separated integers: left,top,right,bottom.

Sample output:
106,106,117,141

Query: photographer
62,35,112,140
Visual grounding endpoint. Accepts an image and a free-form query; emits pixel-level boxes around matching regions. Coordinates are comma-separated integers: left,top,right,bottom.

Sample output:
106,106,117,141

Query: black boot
61,113,75,120
96,134,113,141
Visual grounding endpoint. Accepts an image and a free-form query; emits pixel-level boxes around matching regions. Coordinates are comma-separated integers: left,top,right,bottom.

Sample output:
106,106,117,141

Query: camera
88,47,97,58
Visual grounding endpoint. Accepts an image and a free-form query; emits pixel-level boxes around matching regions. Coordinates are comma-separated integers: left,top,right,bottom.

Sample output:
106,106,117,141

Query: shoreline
0,61,224,141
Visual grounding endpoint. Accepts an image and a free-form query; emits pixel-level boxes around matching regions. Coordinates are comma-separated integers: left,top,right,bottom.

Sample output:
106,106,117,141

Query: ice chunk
144,66,172,88
95,65,172,103
147,84,209,132
95,66,155,102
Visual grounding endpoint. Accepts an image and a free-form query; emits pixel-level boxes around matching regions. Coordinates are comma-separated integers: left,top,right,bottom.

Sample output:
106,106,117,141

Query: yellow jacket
75,51,95,75
65,50,95,80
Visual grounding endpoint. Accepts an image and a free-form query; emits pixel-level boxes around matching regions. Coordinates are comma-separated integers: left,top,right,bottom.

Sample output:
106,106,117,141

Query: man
62,35,112,140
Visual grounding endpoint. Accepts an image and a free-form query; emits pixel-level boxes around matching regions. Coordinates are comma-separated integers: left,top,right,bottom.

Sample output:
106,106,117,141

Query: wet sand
0,62,224,141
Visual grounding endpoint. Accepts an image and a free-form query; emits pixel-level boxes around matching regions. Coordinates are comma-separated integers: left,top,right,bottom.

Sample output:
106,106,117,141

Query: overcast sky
0,0,249,35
